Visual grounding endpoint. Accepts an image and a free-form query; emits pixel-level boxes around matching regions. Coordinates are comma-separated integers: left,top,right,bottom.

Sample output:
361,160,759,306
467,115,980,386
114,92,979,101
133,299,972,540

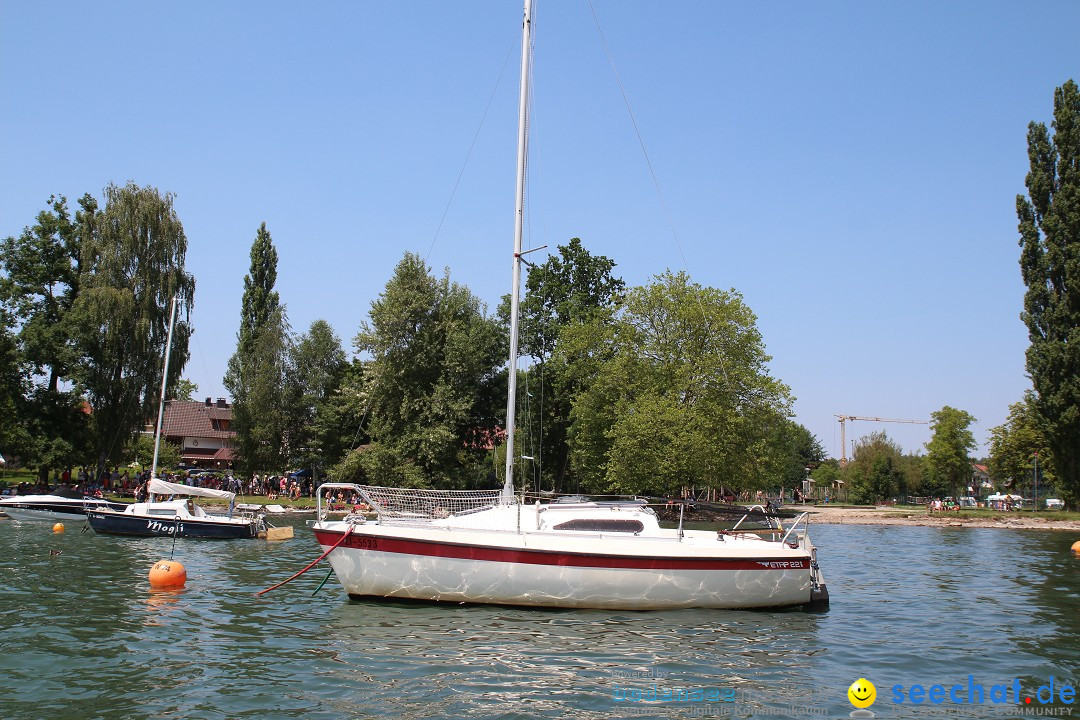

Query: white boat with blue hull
0,493,126,522
85,478,264,540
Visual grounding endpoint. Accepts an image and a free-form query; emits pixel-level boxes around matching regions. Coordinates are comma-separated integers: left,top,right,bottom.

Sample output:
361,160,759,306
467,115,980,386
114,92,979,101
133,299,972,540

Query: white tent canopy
986,493,1024,501
149,478,235,502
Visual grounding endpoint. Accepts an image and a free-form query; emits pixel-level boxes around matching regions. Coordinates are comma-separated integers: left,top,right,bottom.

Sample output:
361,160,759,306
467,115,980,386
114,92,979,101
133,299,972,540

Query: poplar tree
1017,79,1080,505
224,223,289,475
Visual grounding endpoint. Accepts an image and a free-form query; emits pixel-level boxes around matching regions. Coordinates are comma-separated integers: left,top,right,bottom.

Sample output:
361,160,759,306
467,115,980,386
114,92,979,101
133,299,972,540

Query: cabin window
552,518,645,533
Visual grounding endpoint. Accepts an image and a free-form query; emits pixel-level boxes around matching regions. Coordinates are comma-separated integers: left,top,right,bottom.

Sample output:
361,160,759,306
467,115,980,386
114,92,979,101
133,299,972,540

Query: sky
2,0,1077,461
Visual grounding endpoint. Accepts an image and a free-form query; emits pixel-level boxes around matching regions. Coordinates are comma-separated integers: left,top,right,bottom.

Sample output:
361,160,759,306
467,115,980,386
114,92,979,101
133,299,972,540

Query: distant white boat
308,0,829,611
0,493,125,522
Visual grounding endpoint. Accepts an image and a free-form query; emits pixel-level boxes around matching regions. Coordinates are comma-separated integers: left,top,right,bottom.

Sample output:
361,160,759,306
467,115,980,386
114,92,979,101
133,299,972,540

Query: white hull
2,506,82,522
312,500,826,610
0,495,123,522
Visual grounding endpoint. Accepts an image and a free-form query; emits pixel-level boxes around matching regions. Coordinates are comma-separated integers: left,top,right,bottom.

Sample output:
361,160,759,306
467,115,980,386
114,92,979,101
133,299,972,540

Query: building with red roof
150,397,236,468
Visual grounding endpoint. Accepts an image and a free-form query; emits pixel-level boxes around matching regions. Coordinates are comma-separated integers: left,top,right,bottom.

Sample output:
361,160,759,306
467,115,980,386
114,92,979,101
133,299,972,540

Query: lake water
0,517,1077,719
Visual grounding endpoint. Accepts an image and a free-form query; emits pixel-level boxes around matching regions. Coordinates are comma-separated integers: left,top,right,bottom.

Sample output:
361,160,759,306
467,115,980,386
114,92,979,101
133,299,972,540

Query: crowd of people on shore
4,466,317,501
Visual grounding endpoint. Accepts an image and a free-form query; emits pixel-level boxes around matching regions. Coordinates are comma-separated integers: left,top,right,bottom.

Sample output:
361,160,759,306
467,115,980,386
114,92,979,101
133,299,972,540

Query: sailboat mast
503,0,533,500
150,296,178,483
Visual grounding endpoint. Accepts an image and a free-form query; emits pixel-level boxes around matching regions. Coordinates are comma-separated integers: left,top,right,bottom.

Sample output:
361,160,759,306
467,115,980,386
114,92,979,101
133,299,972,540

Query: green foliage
171,379,198,401
511,238,625,492
925,406,977,498
311,359,370,470
225,223,289,475
355,253,504,485
810,460,841,499
988,394,1055,494
844,431,904,503
68,183,195,479
284,319,347,472
897,453,929,497
1017,78,1080,506
331,443,426,488
127,432,181,471
0,195,92,477
763,420,826,492
563,270,793,497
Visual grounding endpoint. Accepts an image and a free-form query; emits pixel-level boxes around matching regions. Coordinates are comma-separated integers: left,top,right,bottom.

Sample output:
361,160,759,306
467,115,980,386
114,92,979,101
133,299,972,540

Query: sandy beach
801,504,1080,531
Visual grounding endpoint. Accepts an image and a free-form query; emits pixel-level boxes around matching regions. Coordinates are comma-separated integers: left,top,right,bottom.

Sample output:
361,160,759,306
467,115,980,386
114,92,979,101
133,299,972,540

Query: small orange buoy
1072,540,1080,554
148,560,187,589
52,522,65,533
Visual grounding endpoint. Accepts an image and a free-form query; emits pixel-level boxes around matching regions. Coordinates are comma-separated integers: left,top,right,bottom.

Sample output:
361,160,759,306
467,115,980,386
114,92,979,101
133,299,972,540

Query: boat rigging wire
585,0,732,389
423,39,518,263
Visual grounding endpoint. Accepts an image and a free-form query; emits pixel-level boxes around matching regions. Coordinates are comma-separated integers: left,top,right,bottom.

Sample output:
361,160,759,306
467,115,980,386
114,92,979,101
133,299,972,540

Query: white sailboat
310,0,828,609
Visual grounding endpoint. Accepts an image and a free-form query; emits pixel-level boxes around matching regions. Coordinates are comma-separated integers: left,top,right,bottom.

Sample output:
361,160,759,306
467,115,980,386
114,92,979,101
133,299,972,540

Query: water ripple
0,517,1077,719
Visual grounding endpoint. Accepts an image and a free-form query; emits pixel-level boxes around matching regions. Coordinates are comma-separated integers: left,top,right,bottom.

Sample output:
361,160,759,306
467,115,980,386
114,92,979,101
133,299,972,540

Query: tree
987,394,1055,496
0,195,90,478
563,271,793,497
171,379,198,402
513,238,625,492
224,223,289,475
314,359,371,470
763,420,826,494
355,253,504,486
71,183,195,481
0,306,25,459
1017,79,1080,505
127,432,181,472
925,406,977,499
284,319,347,474
844,431,904,504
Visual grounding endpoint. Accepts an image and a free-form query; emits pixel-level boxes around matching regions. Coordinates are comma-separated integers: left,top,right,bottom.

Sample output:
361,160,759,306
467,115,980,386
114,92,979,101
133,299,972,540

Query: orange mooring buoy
148,560,187,589
1072,540,1080,554
52,522,65,533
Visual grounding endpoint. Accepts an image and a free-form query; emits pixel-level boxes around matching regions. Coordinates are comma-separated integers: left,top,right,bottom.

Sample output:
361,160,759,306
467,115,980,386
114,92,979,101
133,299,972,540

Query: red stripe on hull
313,529,809,571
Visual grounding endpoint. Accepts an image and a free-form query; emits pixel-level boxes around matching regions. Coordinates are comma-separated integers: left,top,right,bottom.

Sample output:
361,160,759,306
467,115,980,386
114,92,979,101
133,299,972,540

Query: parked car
1045,498,1064,510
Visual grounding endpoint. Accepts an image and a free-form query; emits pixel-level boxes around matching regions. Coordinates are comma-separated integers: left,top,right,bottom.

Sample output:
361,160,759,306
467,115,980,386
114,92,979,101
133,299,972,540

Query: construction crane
835,415,930,467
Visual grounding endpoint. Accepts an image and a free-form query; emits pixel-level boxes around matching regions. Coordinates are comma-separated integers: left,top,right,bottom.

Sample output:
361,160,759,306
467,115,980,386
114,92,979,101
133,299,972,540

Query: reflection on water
0,517,1077,719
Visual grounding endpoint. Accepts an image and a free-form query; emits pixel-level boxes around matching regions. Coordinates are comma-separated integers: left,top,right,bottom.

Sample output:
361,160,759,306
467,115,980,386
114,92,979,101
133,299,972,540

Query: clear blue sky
2,1,1077,460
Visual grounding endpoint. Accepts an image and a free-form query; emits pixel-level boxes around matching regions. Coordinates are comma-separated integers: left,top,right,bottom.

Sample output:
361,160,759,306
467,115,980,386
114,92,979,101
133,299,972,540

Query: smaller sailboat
85,297,265,540
86,478,263,539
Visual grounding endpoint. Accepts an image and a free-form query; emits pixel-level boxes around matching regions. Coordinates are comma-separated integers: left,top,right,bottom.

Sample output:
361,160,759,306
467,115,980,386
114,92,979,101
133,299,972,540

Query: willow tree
72,183,195,479
563,271,793,497
1018,79,1080,505
225,222,289,475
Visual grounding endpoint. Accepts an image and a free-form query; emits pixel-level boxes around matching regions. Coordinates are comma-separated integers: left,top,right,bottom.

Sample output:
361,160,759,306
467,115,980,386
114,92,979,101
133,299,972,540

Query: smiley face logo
848,678,876,709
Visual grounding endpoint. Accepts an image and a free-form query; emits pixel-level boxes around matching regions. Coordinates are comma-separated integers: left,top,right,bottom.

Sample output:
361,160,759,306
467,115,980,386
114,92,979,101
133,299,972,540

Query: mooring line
254,524,353,597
